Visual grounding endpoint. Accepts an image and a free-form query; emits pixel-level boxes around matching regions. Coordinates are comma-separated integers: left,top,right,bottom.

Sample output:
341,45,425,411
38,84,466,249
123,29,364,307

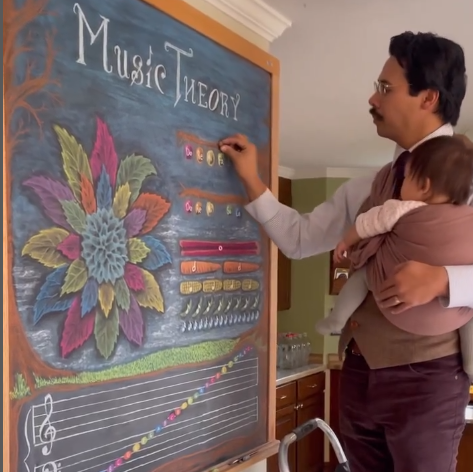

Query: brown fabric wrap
349,203,473,335
337,162,462,368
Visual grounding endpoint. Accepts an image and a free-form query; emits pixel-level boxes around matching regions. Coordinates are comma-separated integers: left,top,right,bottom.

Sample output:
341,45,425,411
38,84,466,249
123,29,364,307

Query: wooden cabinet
328,252,350,296
277,176,292,311
267,372,325,472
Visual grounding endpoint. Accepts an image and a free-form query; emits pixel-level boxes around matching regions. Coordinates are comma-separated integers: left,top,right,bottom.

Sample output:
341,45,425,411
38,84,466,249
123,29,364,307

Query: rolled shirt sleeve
441,266,473,309
444,188,473,308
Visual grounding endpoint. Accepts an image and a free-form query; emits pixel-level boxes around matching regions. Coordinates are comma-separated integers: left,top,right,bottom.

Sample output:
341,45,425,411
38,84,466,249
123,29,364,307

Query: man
219,32,472,472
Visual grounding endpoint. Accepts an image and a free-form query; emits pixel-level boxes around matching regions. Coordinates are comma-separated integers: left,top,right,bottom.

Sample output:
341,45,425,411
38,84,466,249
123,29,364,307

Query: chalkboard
3,1,279,472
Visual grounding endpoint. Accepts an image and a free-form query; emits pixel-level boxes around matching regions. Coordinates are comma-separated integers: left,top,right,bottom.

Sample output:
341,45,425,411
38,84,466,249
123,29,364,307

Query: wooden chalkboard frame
3,0,280,471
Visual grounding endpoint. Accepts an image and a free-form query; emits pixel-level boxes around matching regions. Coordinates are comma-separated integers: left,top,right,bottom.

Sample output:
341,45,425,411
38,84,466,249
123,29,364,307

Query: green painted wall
277,178,326,353
323,178,349,355
277,177,348,354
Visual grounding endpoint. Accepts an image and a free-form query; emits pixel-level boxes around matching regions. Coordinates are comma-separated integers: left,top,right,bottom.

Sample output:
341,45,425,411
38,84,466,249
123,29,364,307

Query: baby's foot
315,317,344,335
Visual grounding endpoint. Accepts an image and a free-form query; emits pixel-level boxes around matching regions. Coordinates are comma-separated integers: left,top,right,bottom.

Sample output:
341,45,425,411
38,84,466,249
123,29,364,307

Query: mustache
369,108,383,120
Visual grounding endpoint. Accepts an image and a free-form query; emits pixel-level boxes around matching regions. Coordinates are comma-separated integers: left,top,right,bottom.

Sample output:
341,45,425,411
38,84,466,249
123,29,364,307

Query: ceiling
264,0,473,174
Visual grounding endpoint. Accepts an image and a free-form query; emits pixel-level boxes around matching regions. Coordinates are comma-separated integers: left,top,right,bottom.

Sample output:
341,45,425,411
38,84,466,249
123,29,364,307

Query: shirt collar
392,123,454,165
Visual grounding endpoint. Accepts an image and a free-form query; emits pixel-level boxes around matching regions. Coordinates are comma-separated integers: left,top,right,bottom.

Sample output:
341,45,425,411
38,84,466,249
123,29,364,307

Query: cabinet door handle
294,403,303,410
278,395,287,400
308,384,318,388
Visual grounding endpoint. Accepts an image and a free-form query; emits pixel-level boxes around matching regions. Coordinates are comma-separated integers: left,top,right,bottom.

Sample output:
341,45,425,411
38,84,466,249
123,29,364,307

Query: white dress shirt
245,124,473,309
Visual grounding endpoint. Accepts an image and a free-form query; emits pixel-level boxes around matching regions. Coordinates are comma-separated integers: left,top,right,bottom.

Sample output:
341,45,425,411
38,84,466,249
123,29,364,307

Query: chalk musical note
38,394,56,456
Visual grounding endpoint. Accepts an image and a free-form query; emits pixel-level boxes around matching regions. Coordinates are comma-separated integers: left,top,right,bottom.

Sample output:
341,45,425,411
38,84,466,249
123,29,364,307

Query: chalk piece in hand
232,144,243,152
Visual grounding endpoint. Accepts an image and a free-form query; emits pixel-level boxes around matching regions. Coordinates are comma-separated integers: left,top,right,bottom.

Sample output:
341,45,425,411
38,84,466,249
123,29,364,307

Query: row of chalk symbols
184,144,227,166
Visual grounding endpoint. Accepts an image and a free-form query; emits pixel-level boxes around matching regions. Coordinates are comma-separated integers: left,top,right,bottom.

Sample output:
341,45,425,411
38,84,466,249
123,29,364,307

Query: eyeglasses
373,81,395,95
374,80,413,95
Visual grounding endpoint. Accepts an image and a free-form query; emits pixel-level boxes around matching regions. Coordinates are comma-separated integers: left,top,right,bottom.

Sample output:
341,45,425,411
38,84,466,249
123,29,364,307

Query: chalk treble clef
38,394,56,456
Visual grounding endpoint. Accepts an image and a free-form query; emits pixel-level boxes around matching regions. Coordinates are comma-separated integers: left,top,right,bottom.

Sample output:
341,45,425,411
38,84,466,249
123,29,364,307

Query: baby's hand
333,241,349,263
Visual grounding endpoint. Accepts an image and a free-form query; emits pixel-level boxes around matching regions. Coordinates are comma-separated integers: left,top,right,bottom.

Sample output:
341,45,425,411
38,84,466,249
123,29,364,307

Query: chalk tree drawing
4,0,61,157
4,0,66,387
22,117,172,359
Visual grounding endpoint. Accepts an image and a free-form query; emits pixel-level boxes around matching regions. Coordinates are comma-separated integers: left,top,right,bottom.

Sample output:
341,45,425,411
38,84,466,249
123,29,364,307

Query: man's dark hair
389,32,467,126
408,135,473,205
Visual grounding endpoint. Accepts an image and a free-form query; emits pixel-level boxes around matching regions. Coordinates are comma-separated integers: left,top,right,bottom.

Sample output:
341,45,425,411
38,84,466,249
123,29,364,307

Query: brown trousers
339,350,470,472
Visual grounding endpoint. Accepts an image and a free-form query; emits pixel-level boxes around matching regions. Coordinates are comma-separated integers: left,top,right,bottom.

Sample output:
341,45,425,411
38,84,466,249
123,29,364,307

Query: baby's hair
408,135,473,205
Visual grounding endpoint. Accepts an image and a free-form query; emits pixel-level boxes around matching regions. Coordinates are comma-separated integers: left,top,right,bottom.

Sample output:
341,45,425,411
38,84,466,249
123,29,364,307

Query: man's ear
420,89,440,112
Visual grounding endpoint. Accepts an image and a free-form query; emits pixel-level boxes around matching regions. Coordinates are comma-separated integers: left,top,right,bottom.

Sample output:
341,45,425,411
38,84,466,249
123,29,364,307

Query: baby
315,136,473,380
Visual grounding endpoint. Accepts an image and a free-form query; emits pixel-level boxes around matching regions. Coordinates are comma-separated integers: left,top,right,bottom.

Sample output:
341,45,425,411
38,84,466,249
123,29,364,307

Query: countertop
276,363,326,387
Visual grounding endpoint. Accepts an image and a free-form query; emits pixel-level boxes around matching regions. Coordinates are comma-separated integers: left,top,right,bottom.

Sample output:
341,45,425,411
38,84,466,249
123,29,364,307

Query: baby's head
400,135,473,204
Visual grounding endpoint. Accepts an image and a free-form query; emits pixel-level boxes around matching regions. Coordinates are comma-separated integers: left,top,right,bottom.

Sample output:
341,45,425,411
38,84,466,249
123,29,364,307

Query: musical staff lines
21,349,259,472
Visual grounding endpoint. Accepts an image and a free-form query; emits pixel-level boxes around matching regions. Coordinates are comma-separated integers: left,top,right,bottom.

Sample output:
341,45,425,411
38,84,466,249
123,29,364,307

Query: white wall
182,4,269,472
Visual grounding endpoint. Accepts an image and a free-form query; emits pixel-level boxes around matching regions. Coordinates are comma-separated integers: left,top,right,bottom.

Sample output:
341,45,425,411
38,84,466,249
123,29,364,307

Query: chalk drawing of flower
22,117,172,359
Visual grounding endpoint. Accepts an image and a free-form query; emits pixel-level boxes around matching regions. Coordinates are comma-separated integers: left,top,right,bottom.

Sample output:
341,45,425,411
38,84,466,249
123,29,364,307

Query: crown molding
278,166,377,180
201,0,292,42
